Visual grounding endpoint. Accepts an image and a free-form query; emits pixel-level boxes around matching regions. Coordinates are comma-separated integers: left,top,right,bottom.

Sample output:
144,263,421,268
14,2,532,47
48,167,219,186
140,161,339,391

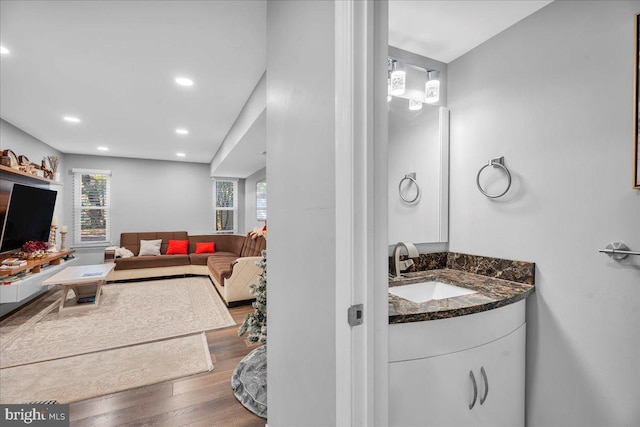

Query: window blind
213,179,238,234
256,181,267,221
73,169,111,245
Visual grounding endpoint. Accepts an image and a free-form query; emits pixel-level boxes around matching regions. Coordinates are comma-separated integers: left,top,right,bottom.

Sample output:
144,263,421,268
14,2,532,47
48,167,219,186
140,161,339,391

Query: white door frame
335,1,388,425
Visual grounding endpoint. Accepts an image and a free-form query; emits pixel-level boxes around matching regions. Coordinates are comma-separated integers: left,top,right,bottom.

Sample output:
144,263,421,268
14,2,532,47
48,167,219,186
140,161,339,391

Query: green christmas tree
238,250,267,344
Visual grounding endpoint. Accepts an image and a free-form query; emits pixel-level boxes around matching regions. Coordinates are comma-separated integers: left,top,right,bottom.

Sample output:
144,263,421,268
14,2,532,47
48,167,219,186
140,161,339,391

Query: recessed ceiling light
176,152,186,157
0,46,10,55
97,146,109,151
175,77,194,87
175,128,189,135
63,116,81,123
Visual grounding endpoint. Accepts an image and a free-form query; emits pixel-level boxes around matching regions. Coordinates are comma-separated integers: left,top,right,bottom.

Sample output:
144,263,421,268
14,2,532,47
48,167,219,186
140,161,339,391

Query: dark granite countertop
388,269,535,324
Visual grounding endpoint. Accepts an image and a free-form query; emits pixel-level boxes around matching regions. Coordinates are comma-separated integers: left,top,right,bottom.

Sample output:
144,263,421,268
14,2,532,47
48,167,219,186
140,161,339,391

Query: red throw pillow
195,241,215,254
166,239,189,255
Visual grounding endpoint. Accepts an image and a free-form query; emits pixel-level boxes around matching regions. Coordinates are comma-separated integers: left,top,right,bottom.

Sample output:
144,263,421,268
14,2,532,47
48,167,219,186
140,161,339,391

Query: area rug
0,333,212,404
232,345,267,419
0,277,235,368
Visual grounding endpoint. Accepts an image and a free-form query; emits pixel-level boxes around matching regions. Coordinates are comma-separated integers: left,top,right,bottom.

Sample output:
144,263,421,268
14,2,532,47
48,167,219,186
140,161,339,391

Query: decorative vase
54,172,60,182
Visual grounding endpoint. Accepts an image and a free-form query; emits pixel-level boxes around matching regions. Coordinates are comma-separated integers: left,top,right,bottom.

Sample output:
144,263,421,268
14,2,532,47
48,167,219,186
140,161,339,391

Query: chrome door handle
480,366,489,405
469,370,478,409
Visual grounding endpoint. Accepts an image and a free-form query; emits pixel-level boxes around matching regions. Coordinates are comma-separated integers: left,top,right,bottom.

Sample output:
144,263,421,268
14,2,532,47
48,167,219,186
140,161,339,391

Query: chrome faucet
393,242,419,278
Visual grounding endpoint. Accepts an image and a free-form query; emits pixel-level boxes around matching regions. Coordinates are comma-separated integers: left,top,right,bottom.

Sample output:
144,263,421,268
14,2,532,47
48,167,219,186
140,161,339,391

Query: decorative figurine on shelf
48,217,58,252
46,155,60,181
59,225,68,251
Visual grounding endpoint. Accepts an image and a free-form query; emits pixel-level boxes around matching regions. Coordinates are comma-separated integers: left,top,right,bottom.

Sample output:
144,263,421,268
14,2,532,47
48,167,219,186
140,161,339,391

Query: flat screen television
0,184,57,254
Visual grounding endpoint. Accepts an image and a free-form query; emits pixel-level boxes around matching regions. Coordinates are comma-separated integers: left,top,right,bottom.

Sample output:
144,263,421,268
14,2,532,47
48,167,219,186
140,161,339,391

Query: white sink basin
389,281,476,303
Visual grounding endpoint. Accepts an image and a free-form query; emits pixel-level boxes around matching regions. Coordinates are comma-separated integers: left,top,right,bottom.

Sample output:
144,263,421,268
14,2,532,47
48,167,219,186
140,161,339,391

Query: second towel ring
399,173,420,203
476,157,511,198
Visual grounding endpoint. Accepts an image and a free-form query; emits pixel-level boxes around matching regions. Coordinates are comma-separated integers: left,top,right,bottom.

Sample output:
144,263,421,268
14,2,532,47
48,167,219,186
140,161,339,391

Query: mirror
387,46,449,246
388,101,449,244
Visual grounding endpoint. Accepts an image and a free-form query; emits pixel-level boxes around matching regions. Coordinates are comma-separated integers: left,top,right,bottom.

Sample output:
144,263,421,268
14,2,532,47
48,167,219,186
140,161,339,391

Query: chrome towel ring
476,156,511,198
399,173,420,204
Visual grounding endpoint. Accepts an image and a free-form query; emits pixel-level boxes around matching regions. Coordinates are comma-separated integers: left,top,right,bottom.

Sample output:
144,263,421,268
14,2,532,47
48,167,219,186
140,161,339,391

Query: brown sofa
105,231,266,305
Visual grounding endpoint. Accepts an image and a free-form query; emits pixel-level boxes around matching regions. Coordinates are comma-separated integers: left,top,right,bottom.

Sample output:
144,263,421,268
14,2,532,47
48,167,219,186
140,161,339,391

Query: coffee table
42,264,115,313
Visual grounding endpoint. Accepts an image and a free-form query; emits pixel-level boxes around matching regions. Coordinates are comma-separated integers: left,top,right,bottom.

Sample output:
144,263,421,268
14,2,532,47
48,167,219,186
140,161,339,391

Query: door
335,0,389,425
474,324,526,427
389,349,478,427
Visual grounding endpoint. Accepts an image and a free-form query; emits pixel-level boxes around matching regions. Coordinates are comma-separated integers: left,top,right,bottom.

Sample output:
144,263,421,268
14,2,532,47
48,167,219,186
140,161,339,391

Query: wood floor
67,304,266,427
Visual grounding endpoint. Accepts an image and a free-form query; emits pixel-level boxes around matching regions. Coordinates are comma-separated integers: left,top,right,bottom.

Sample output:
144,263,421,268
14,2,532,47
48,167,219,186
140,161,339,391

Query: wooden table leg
59,282,104,313
59,285,71,313
93,280,104,307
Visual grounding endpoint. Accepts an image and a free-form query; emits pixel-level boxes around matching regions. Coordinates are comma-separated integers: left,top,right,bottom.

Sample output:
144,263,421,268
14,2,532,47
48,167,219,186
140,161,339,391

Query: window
214,179,238,233
256,180,267,221
73,169,111,245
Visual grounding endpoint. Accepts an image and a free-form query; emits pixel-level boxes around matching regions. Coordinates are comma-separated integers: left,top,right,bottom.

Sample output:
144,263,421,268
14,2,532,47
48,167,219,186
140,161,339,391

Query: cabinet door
389,323,526,427
474,324,526,427
389,348,478,427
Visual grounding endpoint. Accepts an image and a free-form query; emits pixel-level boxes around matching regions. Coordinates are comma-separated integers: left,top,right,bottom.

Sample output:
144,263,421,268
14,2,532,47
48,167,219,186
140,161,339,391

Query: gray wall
62,154,214,264
1,119,66,227
267,0,337,424
448,1,640,426
244,167,266,232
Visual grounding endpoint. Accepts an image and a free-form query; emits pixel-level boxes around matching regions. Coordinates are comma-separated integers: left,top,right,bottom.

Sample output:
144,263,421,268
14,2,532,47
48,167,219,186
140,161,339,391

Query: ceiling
0,0,266,166
0,1,551,176
389,0,553,63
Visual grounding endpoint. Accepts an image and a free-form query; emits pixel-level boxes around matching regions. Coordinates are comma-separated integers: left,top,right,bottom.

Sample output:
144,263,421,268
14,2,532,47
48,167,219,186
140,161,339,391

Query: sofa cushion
189,253,213,266
209,251,239,258
166,239,189,255
240,235,266,258
188,234,245,256
195,241,215,254
207,255,237,285
139,239,162,256
121,231,188,255
114,254,190,270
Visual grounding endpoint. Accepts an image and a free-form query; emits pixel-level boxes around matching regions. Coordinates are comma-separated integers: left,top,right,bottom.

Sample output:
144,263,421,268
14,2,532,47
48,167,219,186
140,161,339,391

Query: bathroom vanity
388,264,534,427
386,45,536,427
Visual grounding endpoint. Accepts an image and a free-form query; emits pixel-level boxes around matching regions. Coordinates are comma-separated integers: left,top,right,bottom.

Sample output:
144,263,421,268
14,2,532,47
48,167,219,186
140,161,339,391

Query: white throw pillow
138,239,162,256
115,247,134,258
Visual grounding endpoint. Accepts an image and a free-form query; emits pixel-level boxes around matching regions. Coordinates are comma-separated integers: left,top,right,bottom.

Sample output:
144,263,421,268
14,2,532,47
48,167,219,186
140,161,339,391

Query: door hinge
347,304,363,327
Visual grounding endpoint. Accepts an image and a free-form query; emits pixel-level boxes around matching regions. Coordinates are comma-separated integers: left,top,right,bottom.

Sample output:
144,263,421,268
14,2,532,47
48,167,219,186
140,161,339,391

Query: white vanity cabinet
389,300,526,427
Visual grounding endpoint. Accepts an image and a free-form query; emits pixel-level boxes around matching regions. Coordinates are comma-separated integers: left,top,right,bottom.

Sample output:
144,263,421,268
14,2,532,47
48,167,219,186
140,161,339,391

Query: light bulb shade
390,70,406,96
425,79,440,104
409,99,422,110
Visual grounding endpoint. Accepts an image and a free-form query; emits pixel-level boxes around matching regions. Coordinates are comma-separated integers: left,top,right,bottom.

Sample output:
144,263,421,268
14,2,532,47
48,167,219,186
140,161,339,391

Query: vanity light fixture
176,152,186,157
97,146,109,151
175,77,194,87
175,128,189,135
425,70,440,104
63,116,81,123
390,60,406,96
409,99,422,111
0,46,10,55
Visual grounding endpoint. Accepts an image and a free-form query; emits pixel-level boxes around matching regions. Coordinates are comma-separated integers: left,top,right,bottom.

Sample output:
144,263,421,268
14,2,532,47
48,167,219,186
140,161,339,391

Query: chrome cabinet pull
469,370,478,409
479,366,489,405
